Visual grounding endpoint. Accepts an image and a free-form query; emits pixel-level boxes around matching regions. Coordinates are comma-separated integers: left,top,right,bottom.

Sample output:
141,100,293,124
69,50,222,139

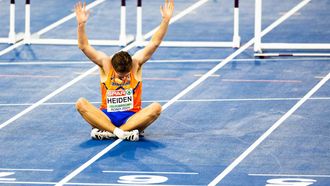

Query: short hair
111,51,133,73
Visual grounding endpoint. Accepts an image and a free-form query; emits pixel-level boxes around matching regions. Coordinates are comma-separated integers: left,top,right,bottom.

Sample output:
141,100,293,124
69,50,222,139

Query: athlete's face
113,71,130,85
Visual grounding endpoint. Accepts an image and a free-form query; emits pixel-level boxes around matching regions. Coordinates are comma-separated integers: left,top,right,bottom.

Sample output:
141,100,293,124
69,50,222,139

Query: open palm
75,2,90,24
160,0,174,21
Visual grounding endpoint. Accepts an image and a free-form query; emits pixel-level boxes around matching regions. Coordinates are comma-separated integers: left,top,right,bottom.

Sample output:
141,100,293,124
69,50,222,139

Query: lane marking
55,139,123,186
54,1,210,185
0,172,15,181
0,73,308,82
0,61,92,65
2,57,330,65
0,168,53,172
103,171,199,175
249,173,330,178
0,74,60,78
144,77,180,81
0,181,201,186
221,79,302,83
194,74,220,77
208,73,330,185
73,72,181,80
0,66,98,130
1,97,330,107
160,0,313,112
72,72,306,82
0,43,24,57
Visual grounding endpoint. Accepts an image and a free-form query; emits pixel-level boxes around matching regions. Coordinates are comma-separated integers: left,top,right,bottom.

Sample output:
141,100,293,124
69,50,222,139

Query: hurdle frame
23,0,134,46
254,0,330,57
2,0,241,48
136,0,241,48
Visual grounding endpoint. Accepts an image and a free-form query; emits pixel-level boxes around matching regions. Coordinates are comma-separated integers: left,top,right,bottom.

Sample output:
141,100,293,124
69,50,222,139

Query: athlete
74,0,174,141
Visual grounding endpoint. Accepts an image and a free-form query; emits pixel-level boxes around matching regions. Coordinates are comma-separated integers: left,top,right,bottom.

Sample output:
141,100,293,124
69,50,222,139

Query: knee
151,102,162,118
75,97,88,112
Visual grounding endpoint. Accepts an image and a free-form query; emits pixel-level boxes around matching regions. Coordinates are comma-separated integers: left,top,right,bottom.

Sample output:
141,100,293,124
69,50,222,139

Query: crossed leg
75,97,117,132
120,102,162,132
75,97,162,133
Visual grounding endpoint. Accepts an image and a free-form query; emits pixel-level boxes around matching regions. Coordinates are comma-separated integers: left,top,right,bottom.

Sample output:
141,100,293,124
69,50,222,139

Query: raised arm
133,0,174,66
75,2,108,67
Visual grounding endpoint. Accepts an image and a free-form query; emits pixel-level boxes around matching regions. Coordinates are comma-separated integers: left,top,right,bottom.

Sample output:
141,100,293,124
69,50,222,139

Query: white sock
113,128,125,139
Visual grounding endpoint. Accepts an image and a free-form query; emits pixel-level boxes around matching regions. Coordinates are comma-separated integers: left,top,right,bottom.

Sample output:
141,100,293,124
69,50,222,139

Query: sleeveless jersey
100,69,142,113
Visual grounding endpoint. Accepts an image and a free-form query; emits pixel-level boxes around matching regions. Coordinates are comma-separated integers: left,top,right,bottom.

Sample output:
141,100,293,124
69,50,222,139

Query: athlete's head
111,51,133,76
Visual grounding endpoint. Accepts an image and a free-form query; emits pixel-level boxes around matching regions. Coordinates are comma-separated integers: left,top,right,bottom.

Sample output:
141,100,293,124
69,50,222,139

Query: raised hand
160,0,174,21
75,2,90,25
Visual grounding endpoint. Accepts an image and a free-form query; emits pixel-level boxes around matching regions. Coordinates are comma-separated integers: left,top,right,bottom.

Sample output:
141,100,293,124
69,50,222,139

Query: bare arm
75,2,108,67
133,0,174,66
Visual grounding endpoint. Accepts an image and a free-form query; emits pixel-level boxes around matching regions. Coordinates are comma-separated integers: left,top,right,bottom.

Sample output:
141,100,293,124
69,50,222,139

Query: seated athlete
74,0,174,141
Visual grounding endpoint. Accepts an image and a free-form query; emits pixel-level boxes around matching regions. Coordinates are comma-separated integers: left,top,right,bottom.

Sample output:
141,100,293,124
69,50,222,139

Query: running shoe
90,128,116,140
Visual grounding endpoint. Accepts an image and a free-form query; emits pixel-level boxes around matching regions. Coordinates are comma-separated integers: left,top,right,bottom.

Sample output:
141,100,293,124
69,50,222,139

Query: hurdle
254,0,330,57
0,0,24,44
136,0,241,48
23,0,133,46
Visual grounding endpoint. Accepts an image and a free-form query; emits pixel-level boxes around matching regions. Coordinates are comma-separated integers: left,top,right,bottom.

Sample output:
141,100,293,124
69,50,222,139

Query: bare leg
120,102,162,132
75,97,116,133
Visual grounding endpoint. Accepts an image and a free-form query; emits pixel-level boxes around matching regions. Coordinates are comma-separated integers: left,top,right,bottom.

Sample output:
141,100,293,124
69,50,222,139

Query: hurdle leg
135,0,144,47
232,0,241,48
24,0,31,44
254,0,262,53
119,0,127,46
8,0,16,44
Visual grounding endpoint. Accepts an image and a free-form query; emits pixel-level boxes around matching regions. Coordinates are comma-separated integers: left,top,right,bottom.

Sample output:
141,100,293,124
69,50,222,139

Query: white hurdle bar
136,0,241,48
254,0,330,57
24,0,133,46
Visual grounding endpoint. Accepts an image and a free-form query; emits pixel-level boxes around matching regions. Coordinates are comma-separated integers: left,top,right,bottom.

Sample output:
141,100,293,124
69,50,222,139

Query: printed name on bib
107,89,134,112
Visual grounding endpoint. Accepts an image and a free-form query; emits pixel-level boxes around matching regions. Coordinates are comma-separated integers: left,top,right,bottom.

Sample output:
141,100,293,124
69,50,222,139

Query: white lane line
55,139,123,186
36,0,106,36
160,1,313,111
1,57,330,66
221,79,302,83
208,0,322,185
0,0,106,57
1,97,329,107
0,74,60,78
102,170,199,175
0,43,24,57
0,172,15,181
0,66,98,130
0,61,92,65
54,1,210,185
0,57,330,66
194,74,220,77
249,173,330,178
208,72,330,186
0,181,201,186
0,168,53,172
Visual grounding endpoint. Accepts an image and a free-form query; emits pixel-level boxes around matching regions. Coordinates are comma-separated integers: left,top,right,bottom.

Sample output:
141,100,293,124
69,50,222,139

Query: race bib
106,88,134,112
